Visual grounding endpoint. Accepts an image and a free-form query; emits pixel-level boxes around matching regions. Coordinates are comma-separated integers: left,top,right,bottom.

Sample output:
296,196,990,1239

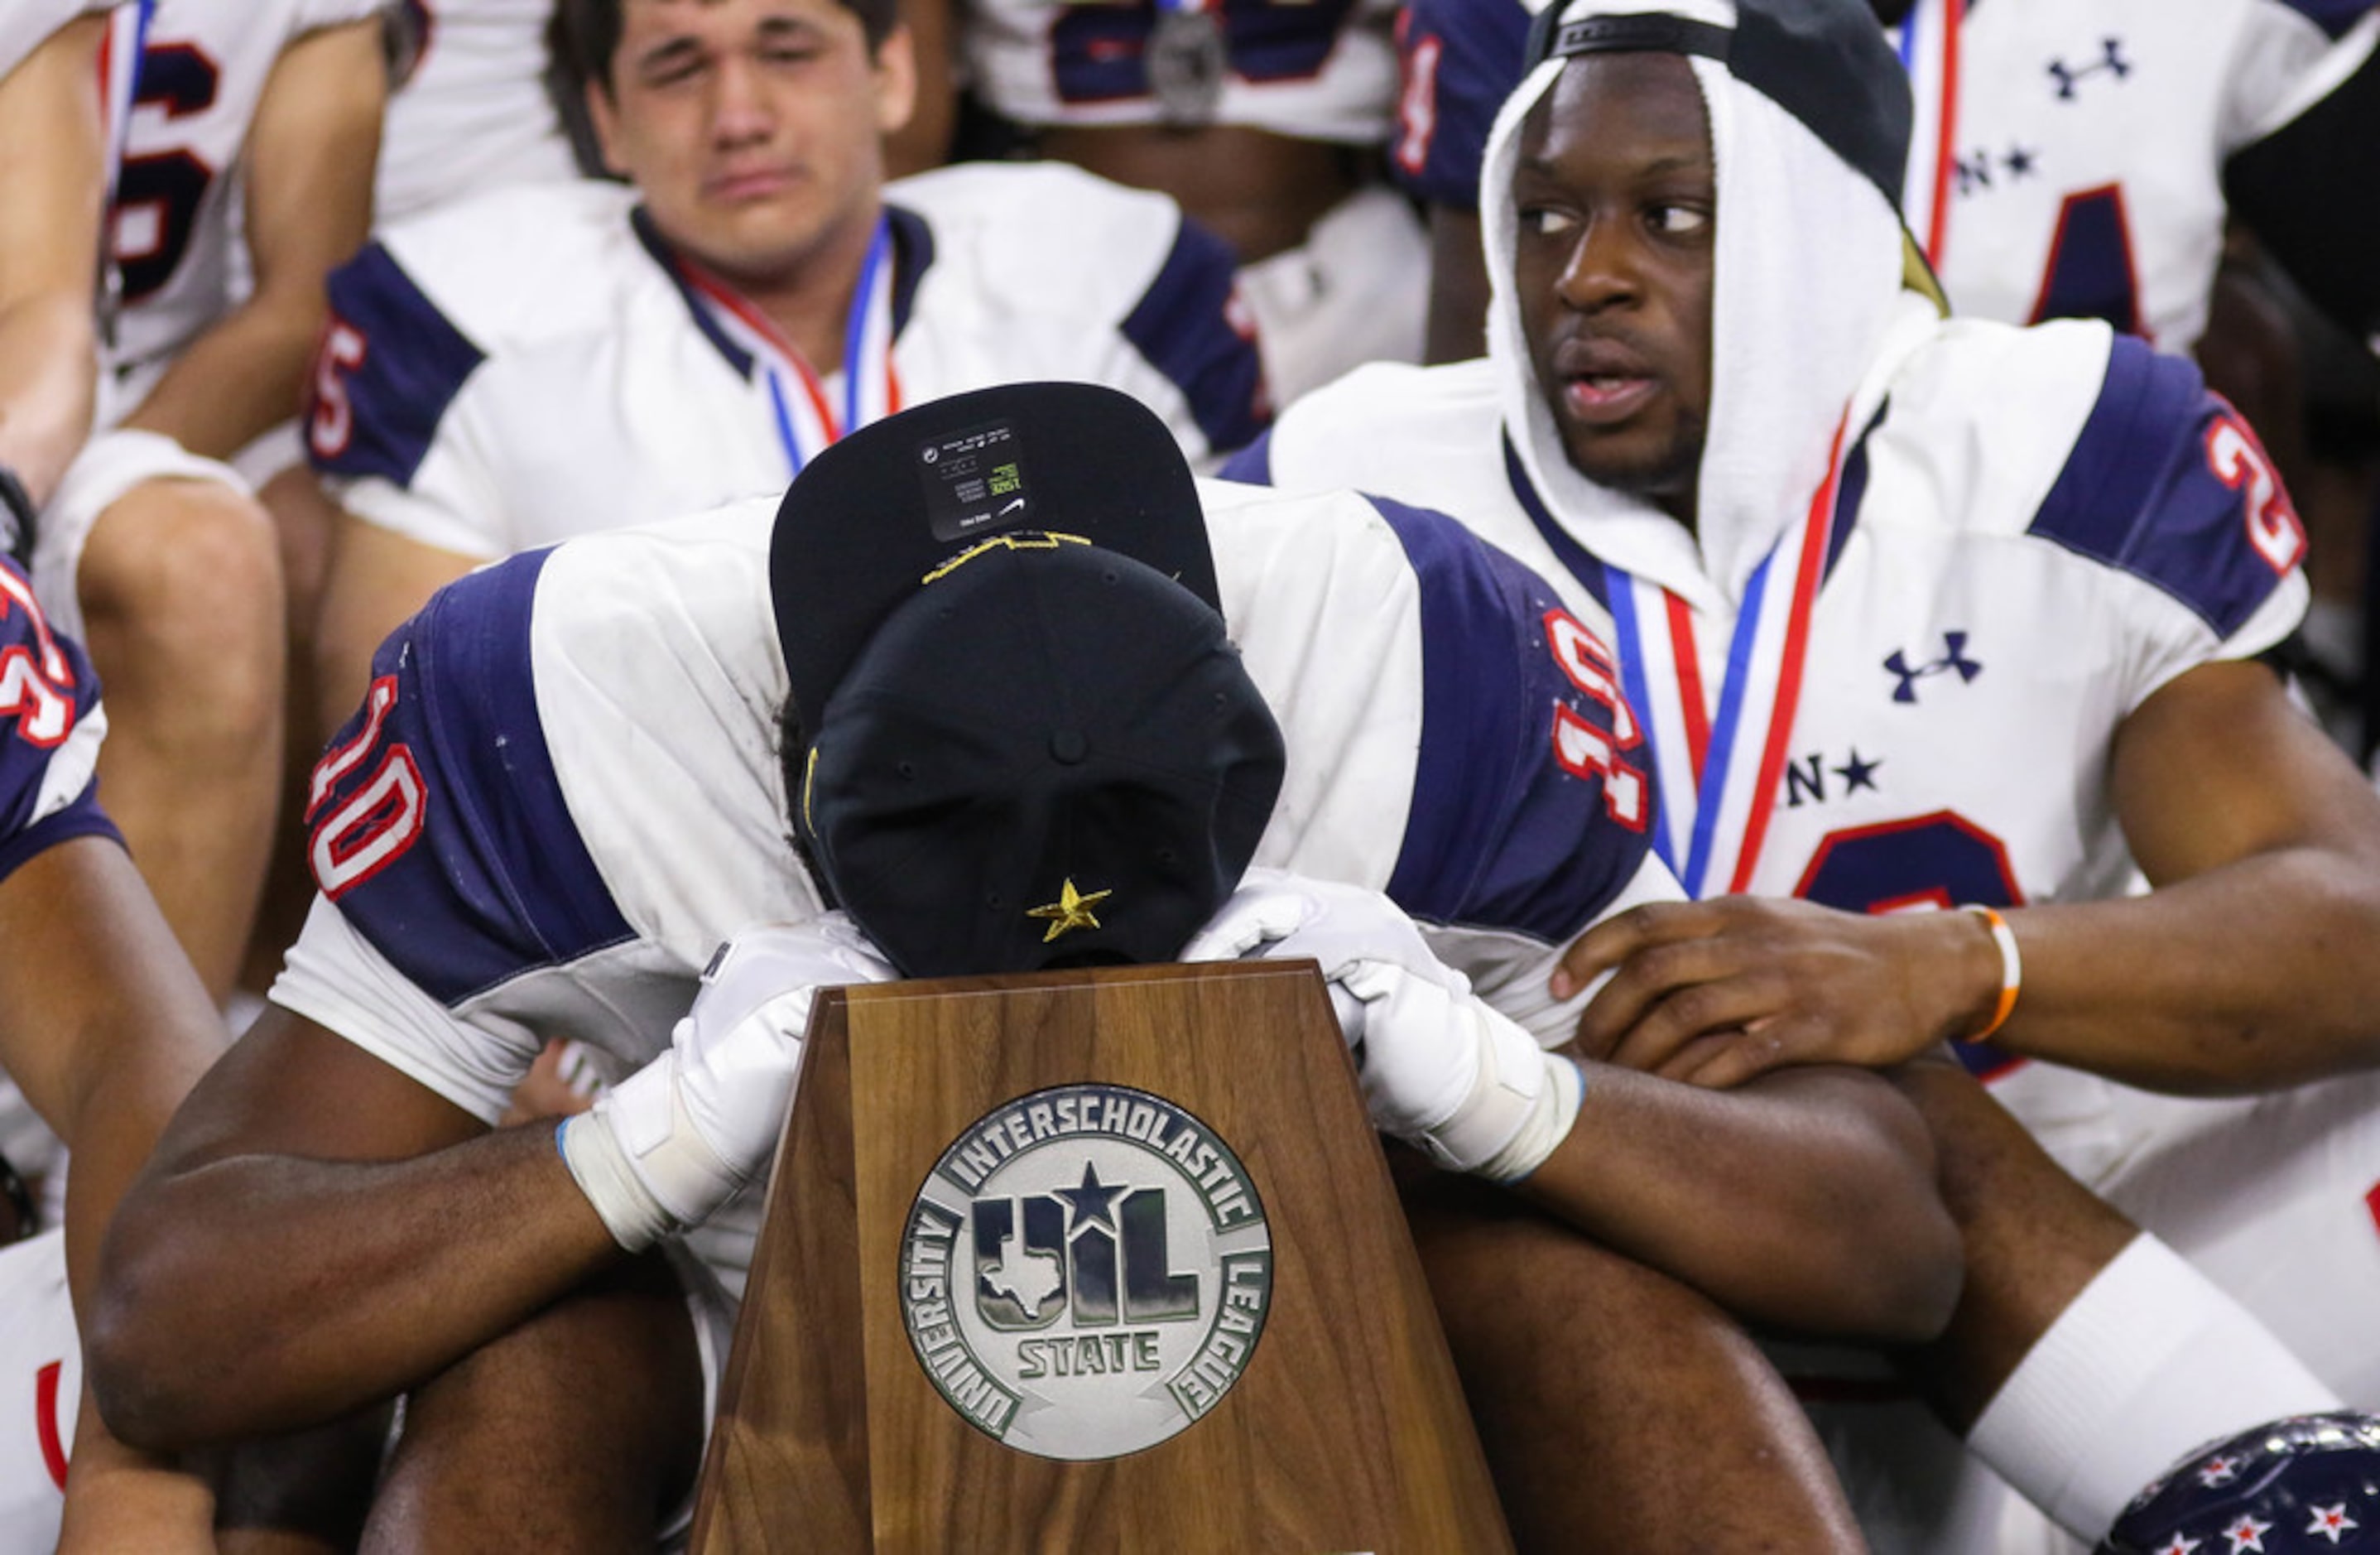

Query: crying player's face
589,0,916,285
1511,52,1714,523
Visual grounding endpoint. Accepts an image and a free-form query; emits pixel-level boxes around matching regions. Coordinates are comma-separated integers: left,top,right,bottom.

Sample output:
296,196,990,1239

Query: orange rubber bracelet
1959,904,2022,1042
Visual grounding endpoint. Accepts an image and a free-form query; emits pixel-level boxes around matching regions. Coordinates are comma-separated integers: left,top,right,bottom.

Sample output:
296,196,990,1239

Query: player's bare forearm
0,293,98,503
90,1010,626,1451
56,1413,214,1553
1514,1062,1961,1343
124,17,384,460
119,296,334,460
1983,850,2380,1094
0,14,108,499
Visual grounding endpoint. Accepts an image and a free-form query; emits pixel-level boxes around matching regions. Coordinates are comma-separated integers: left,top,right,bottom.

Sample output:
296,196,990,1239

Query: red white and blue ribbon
679,214,900,478
1892,0,1964,268
1603,417,1850,897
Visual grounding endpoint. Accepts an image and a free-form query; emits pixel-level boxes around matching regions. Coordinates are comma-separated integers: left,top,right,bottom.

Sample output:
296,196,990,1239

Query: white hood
1483,0,1939,607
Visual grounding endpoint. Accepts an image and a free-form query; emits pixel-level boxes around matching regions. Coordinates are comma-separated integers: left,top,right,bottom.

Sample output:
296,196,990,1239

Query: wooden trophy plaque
687,959,1515,1554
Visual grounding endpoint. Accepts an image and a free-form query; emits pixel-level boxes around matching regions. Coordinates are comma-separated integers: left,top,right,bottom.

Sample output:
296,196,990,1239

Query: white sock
1965,1232,2339,1542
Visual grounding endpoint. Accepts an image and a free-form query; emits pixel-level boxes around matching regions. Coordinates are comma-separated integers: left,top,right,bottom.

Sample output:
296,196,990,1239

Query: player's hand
560,914,896,1249
1551,896,2003,1089
1184,869,1583,1182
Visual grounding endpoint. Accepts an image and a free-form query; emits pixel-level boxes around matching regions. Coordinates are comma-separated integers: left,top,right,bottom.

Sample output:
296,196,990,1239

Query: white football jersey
106,0,387,377
305,166,1271,559
1897,0,2378,353
0,1232,75,1555
1241,318,2306,999
373,0,579,225
271,481,1673,1286
0,0,117,82
961,0,1402,142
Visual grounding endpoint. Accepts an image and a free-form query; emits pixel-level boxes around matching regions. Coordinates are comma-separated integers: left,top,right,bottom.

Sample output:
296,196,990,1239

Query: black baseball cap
770,382,1287,980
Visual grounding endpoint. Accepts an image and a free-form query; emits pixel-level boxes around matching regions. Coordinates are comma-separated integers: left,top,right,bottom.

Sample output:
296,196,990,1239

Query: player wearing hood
1230,0,2380,1548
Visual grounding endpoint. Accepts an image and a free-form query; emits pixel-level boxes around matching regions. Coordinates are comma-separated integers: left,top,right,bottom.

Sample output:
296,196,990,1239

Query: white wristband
558,1111,675,1252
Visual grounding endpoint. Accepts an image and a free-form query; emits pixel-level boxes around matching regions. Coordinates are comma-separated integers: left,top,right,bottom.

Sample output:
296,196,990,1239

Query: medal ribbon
1603,416,1851,896
680,214,901,478
1893,0,1964,267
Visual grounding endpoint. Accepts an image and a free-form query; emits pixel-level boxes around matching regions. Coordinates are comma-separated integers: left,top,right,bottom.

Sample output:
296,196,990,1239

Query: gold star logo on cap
1027,879,1112,942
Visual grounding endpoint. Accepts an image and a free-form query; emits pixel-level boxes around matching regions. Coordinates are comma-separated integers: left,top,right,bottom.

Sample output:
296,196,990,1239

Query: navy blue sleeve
1121,215,1272,456
0,565,118,884
2028,336,2307,637
1371,498,1656,943
1216,430,1275,484
1388,0,1534,209
303,550,634,1007
304,242,489,488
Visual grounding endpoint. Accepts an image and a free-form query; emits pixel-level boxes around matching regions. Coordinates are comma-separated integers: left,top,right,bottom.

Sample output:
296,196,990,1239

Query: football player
301,0,1270,749
1392,0,2380,363
28,0,388,1004
90,383,1961,1549
916,0,1426,404
0,553,225,1549
1232,0,2380,1548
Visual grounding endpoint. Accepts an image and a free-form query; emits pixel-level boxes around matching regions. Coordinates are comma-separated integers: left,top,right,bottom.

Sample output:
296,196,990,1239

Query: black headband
1523,0,1912,212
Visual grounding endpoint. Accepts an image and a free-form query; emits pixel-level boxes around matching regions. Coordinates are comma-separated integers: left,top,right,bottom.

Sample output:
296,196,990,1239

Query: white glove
560,913,896,1249
1183,869,1584,1182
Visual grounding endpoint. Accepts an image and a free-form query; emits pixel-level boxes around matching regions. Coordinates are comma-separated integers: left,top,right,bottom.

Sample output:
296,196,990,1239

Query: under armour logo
2047,38,2130,100
1884,632,1982,703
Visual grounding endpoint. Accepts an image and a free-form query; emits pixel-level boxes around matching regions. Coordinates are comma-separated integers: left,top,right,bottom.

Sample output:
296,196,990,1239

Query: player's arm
87,1003,626,1450
1189,876,1962,1344
0,838,226,1546
1513,1054,1961,1341
0,14,108,506
1558,660,2380,1097
122,17,385,459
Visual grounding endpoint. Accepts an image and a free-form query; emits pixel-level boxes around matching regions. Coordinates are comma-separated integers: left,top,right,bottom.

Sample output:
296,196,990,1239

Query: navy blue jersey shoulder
0,570,116,884
1216,429,1274,484
308,241,489,489
312,551,633,1005
1391,0,1534,209
1120,214,1270,456
2027,336,2301,636
1373,496,1654,941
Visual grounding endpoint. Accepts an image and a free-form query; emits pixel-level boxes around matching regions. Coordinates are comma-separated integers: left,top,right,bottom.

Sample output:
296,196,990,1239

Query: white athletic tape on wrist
560,1053,748,1251
559,1110,673,1252
1478,1052,1587,1185
1416,1000,1582,1179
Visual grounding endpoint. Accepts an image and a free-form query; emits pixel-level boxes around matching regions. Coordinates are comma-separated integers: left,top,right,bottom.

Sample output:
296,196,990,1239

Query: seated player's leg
1404,1170,1868,1554
361,1249,719,1553
41,433,286,1003
1892,1061,2339,1548
2088,1071,2380,1408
